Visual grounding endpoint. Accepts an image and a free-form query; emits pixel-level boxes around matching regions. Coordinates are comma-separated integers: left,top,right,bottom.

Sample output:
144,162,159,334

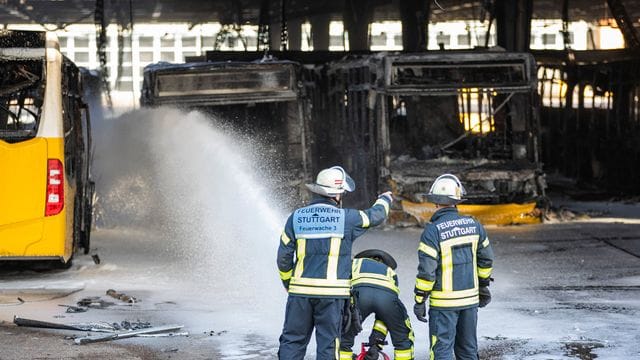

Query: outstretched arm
352,192,393,238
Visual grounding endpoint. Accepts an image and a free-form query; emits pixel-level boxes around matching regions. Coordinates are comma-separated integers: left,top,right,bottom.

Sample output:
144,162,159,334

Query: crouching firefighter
340,249,414,360
277,166,393,360
413,174,494,360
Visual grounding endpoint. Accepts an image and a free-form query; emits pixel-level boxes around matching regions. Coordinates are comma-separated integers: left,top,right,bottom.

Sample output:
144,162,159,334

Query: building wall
5,20,624,107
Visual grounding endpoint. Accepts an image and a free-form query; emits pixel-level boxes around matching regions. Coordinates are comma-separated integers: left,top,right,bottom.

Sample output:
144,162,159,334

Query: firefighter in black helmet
340,249,414,360
413,174,494,359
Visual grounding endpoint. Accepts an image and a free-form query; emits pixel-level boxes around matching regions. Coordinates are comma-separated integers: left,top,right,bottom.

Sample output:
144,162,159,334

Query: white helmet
305,166,355,197
426,174,466,205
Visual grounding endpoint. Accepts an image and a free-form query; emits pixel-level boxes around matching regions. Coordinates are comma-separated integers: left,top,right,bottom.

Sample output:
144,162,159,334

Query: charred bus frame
310,51,546,223
140,58,313,200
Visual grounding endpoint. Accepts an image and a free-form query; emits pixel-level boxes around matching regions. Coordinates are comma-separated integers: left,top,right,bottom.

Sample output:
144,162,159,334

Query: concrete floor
1,211,639,359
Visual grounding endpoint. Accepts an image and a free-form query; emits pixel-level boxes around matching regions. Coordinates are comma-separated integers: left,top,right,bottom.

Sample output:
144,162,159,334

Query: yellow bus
0,30,94,266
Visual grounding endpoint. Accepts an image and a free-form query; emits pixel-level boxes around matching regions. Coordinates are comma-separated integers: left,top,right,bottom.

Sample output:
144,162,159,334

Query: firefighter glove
365,343,382,360
479,286,491,308
413,302,428,323
479,276,493,287
378,191,394,203
281,279,290,290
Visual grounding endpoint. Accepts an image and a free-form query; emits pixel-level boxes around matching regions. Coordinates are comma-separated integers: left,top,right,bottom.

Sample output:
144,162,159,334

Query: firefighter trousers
340,286,414,359
278,296,345,360
428,307,478,360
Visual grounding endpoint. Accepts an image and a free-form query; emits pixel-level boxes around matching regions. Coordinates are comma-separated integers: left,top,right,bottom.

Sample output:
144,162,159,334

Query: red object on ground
355,343,391,360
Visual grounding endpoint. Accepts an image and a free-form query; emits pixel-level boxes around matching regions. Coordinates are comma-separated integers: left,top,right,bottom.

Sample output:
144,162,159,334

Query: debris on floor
106,289,137,304
543,207,591,222
13,316,187,344
76,296,115,309
58,304,87,313
14,316,87,331
204,330,228,336
111,320,151,331
74,324,184,344
138,331,189,338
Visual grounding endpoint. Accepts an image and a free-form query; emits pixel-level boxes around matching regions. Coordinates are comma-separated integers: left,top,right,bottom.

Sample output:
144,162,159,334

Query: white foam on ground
92,107,289,351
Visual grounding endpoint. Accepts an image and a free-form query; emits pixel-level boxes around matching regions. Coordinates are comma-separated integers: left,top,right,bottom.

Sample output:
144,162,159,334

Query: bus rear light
45,159,64,216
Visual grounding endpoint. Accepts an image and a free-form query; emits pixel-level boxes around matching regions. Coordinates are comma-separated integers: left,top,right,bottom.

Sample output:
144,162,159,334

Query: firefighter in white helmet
413,174,494,360
277,166,393,359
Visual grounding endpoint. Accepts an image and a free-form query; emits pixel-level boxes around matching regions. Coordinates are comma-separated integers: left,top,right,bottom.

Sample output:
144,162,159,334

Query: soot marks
564,341,605,360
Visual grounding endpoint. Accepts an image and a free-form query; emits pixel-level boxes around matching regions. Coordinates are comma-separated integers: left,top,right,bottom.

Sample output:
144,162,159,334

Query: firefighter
277,166,393,360
413,174,494,360
340,249,414,360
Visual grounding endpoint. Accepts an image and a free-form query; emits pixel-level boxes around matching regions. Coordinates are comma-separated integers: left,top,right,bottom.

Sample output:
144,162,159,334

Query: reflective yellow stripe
279,269,292,281
415,294,425,303
327,237,341,280
375,198,390,215
288,285,351,296
281,231,291,245
405,317,414,342
352,260,399,293
290,277,351,287
431,288,478,299
353,258,363,273
415,277,434,292
429,295,479,308
294,239,306,277
482,237,490,248
418,242,438,258
440,235,479,292
373,320,388,335
354,271,391,282
395,348,414,359
339,351,353,360
359,210,370,228
478,266,492,279
352,277,399,293
430,335,437,360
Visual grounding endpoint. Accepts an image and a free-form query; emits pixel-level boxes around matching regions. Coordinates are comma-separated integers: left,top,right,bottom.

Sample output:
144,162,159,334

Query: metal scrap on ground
106,289,137,303
74,324,184,345
76,296,115,309
14,316,186,344
14,316,87,331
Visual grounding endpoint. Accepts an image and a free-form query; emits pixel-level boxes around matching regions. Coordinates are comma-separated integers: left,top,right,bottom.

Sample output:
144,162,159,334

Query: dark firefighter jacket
277,196,391,298
415,207,494,309
351,257,399,295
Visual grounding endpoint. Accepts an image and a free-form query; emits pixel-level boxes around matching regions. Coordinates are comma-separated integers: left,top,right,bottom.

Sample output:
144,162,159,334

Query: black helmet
354,249,398,270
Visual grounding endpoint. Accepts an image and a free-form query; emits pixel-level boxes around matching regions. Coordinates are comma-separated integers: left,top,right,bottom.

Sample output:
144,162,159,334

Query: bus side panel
0,138,48,226
0,138,72,261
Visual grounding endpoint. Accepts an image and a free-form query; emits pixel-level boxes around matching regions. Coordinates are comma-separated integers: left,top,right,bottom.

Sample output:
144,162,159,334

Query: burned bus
311,52,545,225
0,30,94,265
140,59,313,200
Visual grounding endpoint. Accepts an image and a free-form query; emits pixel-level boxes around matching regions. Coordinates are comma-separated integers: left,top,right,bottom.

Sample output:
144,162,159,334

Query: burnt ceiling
0,0,639,30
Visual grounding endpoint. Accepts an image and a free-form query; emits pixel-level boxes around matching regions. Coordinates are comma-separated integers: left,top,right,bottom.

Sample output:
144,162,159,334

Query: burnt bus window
0,60,44,143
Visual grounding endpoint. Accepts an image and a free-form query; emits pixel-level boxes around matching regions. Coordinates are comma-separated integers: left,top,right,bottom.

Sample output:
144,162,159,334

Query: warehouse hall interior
1,1,639,359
